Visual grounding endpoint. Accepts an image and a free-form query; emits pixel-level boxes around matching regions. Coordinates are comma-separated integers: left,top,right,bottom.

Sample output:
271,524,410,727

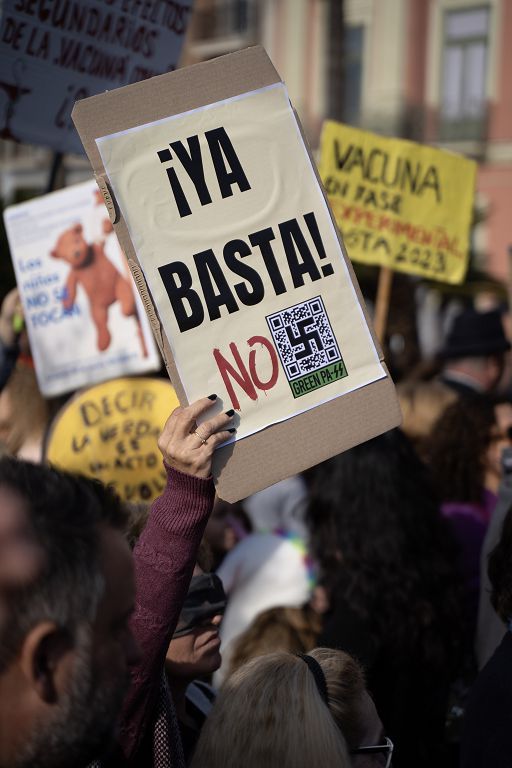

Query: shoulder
186,680,217,718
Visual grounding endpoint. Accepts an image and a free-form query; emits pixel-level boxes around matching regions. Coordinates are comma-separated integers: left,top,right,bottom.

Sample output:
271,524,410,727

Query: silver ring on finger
193,429,208,445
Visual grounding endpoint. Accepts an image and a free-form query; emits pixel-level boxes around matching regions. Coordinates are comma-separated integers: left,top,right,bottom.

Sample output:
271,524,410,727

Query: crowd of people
2,291,512,768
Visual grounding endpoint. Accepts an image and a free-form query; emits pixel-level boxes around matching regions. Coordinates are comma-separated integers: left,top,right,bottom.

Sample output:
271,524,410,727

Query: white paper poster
4,179,160,396
96,84,385,442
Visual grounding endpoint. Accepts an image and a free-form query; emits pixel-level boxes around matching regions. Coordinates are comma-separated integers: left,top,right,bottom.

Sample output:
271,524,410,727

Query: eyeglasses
350,736,394,767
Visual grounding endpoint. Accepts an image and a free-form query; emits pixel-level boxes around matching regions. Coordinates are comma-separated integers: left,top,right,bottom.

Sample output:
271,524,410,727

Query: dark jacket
461,631,512,768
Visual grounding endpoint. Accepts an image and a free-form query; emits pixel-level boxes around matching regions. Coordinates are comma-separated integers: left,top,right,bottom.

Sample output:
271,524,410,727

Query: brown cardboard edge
72,46,401,502
213,370,401,501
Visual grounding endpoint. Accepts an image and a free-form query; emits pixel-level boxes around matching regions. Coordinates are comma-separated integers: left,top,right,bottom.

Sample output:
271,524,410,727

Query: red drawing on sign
213,336,279,410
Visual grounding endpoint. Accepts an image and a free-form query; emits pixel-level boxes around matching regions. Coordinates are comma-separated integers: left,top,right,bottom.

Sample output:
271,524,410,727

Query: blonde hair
308,647,367,750
228,605,321,676
190,650,351,768
397,380,457,460
0,363,49,459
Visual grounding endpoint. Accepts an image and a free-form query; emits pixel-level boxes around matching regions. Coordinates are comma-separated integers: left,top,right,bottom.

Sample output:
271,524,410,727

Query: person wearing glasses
313,648,393,768
166,564,227,764
189,647,392,768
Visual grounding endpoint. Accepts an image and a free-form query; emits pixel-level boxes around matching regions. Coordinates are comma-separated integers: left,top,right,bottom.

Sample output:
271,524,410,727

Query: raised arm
117,396,234,761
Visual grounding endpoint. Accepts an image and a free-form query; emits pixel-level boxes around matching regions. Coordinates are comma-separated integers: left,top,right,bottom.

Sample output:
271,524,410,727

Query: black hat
172,573,227,637
439,308,511,360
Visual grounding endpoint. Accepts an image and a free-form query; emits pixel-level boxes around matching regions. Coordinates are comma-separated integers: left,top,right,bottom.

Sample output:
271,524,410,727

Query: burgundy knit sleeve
117,464,215,761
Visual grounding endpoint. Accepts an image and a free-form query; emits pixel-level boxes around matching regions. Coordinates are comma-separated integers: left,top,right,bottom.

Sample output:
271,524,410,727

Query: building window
440,6,489,140
194,1,254,42
343,25,364,125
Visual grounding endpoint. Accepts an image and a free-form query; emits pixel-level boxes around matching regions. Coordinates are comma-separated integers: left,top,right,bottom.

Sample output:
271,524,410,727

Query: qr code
266,297,343,381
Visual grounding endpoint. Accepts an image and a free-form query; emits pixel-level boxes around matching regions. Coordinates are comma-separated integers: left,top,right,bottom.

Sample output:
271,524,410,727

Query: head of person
166,565,226,681
310,649,391,768
228,605,322,676
397,379,457,461
203,498,252,568
0,362,50,461
488,504,512,624
124,501,226,683
484,400,512,491
440,308,510,393
428,395,512,499
124,504,226,684
307,430,463,666
0,457,139,768
191,648,390,768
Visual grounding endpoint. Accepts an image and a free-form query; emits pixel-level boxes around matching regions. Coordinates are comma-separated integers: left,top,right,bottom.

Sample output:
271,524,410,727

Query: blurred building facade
183,0,512,281
1,0,511,280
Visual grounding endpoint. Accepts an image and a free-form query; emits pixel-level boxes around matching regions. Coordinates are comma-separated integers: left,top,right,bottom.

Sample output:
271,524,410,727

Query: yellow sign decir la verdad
45,377,179,503
319,121,477,284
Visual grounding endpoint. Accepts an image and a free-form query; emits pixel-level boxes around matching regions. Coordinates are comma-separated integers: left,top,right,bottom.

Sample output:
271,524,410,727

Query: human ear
19,622,73,704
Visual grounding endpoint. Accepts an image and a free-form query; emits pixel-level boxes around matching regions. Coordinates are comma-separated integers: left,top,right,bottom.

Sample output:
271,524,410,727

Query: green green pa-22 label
289,361,347,398
266,297,348,399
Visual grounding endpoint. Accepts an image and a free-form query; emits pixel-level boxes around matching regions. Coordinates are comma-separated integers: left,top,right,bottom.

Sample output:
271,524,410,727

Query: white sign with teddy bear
4,180,160,396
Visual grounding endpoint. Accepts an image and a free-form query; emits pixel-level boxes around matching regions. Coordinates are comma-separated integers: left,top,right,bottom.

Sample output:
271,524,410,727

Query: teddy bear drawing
50,222,138,352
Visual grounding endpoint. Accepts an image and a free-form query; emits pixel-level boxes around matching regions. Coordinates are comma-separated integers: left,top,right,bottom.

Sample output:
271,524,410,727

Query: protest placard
72,46,402,501
0,0,192,154
4,179,160,396
95,83,388,440
45,377,178,502
319,121,477,285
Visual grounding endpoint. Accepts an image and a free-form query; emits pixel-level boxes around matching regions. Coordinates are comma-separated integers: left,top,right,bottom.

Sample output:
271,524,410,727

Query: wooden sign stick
374,266,394,343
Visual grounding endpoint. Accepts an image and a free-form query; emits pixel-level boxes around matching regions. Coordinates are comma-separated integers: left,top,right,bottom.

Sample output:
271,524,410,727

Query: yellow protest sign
45,377,178,503
319,121,476,284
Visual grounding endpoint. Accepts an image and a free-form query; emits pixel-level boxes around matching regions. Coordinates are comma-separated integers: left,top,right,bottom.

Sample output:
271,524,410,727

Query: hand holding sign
158,396,236,480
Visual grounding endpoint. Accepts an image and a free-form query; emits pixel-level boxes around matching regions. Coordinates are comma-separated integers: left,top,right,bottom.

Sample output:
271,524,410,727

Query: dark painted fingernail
228,428,236,433
225,409,235,416
208,394,217,400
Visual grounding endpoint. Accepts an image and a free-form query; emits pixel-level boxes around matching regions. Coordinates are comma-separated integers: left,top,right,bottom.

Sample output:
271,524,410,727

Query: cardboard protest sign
4,179,160,396
95,83,387,441
0,0,192,154
319,121,477,285
45,377,178,503
72,46,402,501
